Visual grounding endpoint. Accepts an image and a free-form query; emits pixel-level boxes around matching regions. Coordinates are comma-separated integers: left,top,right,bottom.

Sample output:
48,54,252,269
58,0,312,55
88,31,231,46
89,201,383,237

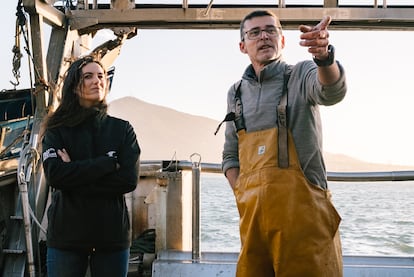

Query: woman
41,55,140,277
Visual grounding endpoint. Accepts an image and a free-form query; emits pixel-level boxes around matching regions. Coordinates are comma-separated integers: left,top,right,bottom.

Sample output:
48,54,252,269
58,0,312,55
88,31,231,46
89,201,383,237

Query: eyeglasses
243,26,280,41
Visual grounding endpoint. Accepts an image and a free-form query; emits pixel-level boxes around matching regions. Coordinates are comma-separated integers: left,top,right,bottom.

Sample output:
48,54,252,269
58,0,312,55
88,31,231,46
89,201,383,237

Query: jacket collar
243,59,287,83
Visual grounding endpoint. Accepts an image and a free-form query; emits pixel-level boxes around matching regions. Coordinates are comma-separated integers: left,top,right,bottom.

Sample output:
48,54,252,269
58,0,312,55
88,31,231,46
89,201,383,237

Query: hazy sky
1,1,414,166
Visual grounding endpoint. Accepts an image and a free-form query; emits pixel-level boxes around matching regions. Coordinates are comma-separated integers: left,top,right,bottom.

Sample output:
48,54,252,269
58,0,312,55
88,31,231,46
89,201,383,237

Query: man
221,10,346,277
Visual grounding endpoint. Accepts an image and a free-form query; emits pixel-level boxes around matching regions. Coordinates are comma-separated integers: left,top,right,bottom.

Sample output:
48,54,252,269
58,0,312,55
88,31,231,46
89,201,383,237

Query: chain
10,1,26,88
10,0,50,94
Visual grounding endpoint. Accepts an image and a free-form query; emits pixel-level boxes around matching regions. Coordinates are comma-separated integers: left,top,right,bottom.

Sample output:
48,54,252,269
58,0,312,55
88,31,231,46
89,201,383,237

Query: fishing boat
1,1,414,276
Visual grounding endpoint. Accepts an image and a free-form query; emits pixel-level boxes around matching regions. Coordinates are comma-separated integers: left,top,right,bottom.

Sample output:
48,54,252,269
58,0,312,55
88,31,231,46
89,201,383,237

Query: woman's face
77,62,108,107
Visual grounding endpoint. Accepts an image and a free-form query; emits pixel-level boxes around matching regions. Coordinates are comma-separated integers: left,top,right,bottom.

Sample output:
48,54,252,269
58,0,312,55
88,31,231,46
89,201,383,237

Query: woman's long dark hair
44,56,108,130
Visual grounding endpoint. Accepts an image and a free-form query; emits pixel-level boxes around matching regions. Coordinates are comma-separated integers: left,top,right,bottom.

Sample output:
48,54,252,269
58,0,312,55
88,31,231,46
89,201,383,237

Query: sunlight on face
78,62,107,108
239,16,285,68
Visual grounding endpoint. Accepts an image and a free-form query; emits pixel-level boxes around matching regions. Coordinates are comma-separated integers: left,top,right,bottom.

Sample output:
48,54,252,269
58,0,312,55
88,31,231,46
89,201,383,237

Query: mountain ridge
107,96,412,172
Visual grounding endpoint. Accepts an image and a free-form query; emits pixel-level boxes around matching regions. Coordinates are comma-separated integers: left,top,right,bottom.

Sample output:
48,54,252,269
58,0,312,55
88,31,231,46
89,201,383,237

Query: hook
190,153,202,166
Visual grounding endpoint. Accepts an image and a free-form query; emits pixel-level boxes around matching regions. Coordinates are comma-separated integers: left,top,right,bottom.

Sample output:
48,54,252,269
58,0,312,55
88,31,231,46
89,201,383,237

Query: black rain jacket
42,113,140,251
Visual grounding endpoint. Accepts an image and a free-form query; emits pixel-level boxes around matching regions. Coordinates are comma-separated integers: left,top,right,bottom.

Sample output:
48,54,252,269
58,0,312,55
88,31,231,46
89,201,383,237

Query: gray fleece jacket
222,59,346,189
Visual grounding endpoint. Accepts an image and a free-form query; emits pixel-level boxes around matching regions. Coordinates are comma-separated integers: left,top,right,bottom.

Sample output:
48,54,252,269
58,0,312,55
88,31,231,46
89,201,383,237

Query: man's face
239,15,285,67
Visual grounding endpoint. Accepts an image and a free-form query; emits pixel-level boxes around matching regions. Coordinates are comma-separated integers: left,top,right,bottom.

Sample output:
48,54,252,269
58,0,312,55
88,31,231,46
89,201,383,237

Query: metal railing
141,159,414,261
142,160,414,182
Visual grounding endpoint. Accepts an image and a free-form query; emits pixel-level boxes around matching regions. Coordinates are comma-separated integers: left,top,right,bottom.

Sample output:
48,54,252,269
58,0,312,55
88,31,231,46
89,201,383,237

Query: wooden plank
23,0,65,27
67,7,414,31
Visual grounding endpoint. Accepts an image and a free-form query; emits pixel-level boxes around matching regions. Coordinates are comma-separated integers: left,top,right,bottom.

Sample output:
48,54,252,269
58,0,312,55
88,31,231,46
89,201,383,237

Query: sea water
200,173,414,256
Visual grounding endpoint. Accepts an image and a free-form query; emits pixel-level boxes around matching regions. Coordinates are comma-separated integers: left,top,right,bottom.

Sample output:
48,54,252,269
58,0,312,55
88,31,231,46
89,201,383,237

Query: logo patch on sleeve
43,148,58,161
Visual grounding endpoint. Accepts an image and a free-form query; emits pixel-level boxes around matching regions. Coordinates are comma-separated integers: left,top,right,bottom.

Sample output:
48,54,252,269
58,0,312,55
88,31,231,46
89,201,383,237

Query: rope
17,145,44,234
0,129,29,159
28,201,47,235
202,0,214,16
162,151,179,171
17,136,44,233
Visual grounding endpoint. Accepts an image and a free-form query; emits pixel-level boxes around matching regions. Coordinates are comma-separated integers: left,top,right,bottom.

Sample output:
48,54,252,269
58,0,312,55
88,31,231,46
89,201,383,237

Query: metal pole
190,153,201,262
182,0,188,9
16,123,36,277
17,164,36,277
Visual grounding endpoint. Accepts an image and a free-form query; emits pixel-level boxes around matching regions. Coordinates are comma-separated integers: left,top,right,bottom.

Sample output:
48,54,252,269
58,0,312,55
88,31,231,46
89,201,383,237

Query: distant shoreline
108,96,414,172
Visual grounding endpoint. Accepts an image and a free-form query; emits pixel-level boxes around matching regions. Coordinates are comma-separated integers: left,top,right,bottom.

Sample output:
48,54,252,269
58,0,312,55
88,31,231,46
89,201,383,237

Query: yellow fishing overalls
232,79,343,277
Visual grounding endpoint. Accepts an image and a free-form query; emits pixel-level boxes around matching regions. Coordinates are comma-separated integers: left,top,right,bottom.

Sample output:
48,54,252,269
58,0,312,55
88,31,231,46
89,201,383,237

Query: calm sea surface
199,173,414,256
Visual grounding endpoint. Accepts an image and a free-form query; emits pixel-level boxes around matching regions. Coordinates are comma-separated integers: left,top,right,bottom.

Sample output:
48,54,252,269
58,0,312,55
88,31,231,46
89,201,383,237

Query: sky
1,1,414,167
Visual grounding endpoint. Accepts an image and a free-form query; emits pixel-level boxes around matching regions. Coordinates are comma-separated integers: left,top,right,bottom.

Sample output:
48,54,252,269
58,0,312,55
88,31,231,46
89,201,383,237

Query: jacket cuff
222,161,239,176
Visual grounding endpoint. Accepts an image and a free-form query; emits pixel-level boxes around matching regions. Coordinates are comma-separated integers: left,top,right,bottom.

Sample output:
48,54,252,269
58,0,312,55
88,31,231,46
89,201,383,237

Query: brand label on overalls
258,145,266,155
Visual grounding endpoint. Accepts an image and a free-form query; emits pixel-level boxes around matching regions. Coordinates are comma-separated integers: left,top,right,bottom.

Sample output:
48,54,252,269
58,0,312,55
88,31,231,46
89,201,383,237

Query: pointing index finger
315,15,332,31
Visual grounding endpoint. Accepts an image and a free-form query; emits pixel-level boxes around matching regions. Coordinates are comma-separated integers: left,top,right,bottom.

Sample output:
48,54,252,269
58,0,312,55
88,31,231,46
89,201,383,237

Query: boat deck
152,250,414,277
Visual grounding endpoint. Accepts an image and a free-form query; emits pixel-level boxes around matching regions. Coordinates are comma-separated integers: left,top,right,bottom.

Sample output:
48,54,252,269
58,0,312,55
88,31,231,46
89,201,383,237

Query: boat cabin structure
1,1,414,276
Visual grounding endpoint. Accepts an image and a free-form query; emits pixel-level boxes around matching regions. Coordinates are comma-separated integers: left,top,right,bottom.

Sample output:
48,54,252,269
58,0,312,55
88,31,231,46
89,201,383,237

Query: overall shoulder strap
277,65,292,168
233,80,245,131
